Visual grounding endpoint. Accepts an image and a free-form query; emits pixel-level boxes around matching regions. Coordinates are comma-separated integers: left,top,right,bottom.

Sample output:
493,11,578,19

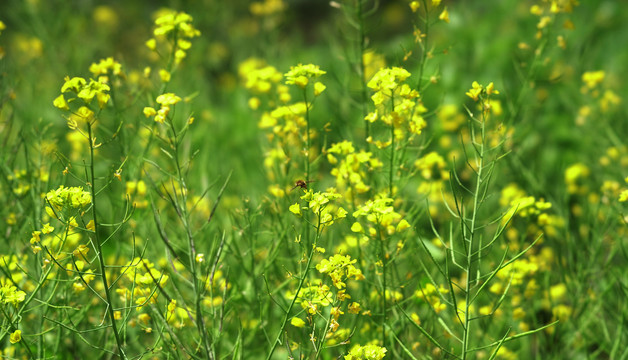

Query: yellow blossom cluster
365,67,427,148
0,284,26,306
284,63,327,91
327,140,383,199
143,92,182,123
146,10,200,66
499,183,563,241
289,188,347,229
46,185,92,211
415,283,449,313
576,70,621,125
89,57,123,84
117,258,169,312
53,76,111,111
344,344,387,360
351,197,411,239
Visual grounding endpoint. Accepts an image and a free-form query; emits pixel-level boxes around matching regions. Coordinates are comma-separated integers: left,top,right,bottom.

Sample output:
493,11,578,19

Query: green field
1,0,627,359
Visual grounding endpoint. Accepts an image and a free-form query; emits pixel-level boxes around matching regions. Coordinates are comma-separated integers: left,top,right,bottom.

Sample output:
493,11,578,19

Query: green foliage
0,0,627,359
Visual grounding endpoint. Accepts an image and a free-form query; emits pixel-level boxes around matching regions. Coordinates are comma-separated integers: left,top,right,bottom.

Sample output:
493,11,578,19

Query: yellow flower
439,7,450,23
314,82,326,96
291,317,306,328
9,330,21,344
289,203,302,216
466,81,483,101
53,94,69,110
156,93,182,106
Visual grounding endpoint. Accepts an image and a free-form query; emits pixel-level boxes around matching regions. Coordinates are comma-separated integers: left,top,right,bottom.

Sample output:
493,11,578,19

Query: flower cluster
351,197,411,239
143,93,182,123
118,258,169,312
239,58,284,96
365,67,427,148
53,76,111,111
415,283,449,314
0,284,26,306
499,183,563,242
289,188,347,228
89,57,123,84
146,10,200,65
284,63,327,92
344,344,387,360
316,254,365,290
327,140,383,199
287,284,333,320
125,180,149,209
46,185,92,211
576,70,621,125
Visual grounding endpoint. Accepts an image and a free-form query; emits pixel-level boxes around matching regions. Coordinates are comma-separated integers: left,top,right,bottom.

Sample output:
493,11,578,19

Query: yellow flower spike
284,63,326,86
410,1,420,12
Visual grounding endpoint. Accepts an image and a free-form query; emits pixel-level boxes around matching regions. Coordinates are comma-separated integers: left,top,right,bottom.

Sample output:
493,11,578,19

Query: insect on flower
290,179,314,191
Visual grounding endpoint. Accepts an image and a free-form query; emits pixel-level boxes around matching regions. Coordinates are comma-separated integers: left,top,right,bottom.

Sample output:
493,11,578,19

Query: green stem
304,89,312,251
461,100,487,359
378,225,387,348
417,0,430,91
356,0,371,146
86,122,127,360
166,116,214,359
266,221,321,360
389,96,396,197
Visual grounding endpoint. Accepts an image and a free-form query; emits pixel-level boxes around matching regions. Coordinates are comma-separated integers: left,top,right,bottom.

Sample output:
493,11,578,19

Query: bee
290,179,314,191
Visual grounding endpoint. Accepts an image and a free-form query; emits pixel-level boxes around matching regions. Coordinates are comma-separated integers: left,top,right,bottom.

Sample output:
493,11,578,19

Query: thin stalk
378,225,387,348
304,88,312,250
389,96,396,197
166,117,214,359
86,122,127,360
266,220,322,360
355,0,371,145
461,102,487,359
416,0,430,91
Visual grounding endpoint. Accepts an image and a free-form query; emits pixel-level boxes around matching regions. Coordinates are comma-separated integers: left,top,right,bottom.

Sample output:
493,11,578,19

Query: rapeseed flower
284,64,326,89
9,330,21,344
345,344,387,360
